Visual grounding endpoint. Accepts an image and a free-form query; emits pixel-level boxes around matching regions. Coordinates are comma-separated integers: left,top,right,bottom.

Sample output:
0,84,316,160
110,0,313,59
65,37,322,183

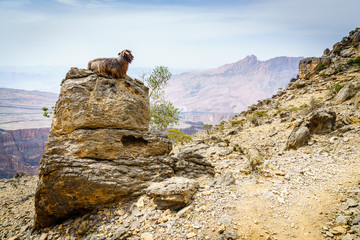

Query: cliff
0,128,49,178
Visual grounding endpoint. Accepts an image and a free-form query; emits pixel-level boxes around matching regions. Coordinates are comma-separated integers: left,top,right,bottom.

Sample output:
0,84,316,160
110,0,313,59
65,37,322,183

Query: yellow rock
186,232,197,238
332,226,347,235
135,196,145,208
141,232,154,240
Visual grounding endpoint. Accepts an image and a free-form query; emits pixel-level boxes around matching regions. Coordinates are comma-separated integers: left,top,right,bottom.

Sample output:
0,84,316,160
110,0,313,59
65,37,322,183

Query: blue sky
0,0,359,89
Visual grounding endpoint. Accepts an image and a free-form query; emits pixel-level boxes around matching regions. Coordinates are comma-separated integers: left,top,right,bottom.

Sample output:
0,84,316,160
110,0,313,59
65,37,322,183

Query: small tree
42,106,54,118
167,129,192,145
143,66,180,132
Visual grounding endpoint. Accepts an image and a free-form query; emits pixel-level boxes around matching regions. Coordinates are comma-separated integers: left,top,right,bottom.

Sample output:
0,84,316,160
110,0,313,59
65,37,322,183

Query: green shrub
219,120,226,126
230,120,245,127
347,56,360,66
246,110,268,126
233,144,245,155
213,121,227,131
333,47,341,55
248,157,263,172
248,105,257,111
254,110,268,118
317,63,326,72
42,106,54,118
248,115,259,126
309,97,321,110
246,150,264,172
328,83,344,95
166,129,192,145
275,107,287,115
288,104,309,112
301,97,322,115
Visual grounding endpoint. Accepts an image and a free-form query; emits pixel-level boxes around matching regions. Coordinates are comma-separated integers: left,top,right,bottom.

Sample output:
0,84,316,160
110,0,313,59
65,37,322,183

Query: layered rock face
34,68,171,228
0,128,50,178
34,68,214,229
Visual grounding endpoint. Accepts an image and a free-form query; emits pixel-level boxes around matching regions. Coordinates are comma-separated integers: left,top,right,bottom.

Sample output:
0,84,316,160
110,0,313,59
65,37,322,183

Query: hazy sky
0,0,359,71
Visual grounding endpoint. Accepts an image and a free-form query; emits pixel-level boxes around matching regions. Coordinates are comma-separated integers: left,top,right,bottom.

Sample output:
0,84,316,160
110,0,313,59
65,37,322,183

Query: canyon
0,128,49,178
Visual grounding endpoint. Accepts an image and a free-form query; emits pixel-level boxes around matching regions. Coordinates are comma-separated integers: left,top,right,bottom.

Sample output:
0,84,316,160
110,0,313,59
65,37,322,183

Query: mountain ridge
166,55,303,119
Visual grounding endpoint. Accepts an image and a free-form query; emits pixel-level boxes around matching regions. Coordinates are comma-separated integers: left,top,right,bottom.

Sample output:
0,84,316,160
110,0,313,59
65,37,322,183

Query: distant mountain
0,88,57,130
166,55,303,123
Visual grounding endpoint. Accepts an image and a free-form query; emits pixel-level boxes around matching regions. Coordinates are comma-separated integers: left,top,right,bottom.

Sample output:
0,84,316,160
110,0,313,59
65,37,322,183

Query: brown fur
87,50,134,79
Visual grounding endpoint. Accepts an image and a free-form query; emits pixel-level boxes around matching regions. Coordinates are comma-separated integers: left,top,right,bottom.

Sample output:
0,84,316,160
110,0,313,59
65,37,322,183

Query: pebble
347,198,358,208
352,214,360,225
186,232,196,238
140,232,154,240
335,215,350,225
218,215,233,226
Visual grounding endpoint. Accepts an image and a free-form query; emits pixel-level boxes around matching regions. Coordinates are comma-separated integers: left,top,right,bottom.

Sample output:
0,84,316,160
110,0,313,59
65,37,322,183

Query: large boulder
51,68,150,135
35,155,175,228
146,177,199,210
334,83,357,105
286,126,311,150
34,68,171,229
286,109,336,150
306,109,336,134
34,68,214,229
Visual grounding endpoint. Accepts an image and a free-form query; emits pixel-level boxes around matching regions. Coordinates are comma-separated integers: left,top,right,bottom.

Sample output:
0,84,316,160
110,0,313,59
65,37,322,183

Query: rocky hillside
167,55,302,123
0,28,360,240
0,128,49,178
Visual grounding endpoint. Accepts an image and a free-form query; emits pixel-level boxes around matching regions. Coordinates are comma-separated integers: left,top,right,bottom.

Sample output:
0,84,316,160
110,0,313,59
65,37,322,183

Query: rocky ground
1,29,360,240
1,123,359,240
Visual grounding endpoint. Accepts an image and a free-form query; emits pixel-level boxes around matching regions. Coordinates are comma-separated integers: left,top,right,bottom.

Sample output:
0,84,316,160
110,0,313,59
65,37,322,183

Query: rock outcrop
0,128,50,178
34,68,214,229
286,109,336,150
297,57,332,80
298,28,360,81
286,28,360,150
